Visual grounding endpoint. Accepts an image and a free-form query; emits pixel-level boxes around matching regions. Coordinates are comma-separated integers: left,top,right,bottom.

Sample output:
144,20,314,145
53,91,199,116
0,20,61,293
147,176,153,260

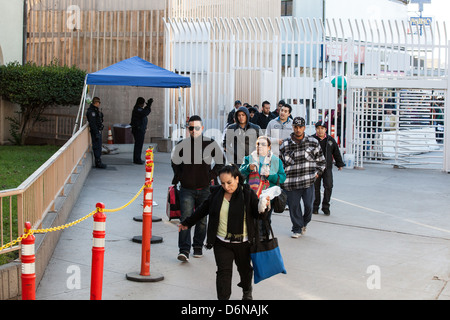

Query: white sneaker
177,252,189,262
291,232,301,238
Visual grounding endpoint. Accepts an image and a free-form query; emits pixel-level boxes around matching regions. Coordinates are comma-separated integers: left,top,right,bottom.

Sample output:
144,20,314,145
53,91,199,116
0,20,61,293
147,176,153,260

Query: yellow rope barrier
0,183,147,252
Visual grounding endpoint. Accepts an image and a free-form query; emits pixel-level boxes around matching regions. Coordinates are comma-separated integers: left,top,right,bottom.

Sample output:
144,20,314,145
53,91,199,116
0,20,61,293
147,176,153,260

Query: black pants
90,131,102,164
314,168,333,212
132,128,145,163
213,239,253,300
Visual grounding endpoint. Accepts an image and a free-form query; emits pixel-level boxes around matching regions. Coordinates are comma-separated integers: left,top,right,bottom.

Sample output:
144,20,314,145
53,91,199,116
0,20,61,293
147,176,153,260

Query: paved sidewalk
36,149,450,300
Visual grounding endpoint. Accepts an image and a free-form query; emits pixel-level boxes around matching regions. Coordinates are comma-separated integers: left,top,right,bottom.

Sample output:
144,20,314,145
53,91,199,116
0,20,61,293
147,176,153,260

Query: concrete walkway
36,149,450,300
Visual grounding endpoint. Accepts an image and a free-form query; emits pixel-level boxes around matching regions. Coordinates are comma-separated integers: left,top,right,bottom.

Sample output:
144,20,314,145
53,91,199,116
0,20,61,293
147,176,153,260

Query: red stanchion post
126,148,164,282
90,202,106,300
21,222,36,300
132,148,163,241
140,185,153,276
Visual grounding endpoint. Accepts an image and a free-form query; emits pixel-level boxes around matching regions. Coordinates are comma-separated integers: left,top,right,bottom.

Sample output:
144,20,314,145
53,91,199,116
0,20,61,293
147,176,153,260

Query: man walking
312,121,344,216
86,97,107,169
280,117,326,238
226,100,242,127
256,100,276,130
171,115,225,261
266,103,293,155
223,106,261,165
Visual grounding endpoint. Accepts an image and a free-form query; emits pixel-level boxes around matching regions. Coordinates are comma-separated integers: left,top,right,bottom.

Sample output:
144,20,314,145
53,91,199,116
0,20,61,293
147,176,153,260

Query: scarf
224,185,246,242
249,150,272,174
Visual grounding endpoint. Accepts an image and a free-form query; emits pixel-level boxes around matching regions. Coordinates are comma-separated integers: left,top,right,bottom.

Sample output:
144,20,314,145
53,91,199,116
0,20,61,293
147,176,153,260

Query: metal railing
0,125,89,255
29,113,77,141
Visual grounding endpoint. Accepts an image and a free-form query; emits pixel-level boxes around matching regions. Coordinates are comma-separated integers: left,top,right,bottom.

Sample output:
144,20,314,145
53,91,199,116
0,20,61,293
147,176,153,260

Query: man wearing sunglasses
171,115,225,262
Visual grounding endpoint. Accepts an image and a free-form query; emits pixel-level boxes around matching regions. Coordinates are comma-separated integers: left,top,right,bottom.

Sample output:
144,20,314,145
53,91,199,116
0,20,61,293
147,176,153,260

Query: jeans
286,184,315,233
178,186,210,254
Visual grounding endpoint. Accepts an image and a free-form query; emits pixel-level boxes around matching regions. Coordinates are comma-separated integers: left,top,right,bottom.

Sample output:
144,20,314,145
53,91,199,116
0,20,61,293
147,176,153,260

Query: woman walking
239,136,286,223
179,165,269,300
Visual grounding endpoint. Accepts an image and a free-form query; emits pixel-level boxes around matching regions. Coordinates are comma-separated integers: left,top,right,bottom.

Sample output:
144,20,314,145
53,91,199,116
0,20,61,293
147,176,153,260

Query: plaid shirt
279,134,326,191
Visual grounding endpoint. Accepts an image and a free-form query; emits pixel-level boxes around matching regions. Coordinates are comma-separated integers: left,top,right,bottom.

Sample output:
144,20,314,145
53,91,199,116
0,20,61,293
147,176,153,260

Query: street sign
410,17,433,26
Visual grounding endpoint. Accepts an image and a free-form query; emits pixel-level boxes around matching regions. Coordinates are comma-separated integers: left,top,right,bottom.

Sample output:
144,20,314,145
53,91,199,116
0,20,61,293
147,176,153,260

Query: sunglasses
188,126,202,131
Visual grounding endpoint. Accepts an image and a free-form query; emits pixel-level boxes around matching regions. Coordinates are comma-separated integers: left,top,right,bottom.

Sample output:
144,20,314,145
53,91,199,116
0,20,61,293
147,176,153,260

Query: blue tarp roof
85,56,191,88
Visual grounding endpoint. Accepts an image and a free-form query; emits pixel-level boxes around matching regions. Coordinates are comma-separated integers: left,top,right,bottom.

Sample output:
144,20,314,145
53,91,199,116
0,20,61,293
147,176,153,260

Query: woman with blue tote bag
179,165,270,300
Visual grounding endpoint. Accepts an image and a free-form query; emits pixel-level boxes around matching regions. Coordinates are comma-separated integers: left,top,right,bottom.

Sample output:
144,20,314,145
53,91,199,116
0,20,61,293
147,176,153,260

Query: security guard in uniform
130,97,152,164
86,97,107,169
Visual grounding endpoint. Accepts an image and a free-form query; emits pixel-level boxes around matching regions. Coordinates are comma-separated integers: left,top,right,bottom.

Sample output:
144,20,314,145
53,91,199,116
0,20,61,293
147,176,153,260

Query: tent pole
73,79,88,135
180,88,186,139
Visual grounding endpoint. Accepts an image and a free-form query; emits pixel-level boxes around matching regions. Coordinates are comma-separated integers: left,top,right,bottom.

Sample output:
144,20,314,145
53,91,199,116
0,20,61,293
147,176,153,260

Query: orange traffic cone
107,126,114,144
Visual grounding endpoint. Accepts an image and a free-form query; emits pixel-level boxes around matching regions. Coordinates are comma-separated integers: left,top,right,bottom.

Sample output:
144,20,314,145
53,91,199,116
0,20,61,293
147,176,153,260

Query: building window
281,0,293,16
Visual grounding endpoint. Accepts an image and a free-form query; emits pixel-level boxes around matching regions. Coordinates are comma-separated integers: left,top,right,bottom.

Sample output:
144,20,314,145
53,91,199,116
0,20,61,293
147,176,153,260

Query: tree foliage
0,61,86,145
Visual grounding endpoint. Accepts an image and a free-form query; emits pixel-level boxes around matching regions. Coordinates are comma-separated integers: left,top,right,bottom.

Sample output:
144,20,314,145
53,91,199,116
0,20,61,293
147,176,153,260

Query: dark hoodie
223,106,261,165
311,133,345,170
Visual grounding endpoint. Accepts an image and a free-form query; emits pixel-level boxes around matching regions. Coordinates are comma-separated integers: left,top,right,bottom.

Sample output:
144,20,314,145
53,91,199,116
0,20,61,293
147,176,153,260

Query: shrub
0,61,86,145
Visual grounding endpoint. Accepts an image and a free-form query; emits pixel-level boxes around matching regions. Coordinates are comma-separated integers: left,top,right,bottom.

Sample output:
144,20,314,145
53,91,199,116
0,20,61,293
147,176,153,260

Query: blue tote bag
250,218,287,284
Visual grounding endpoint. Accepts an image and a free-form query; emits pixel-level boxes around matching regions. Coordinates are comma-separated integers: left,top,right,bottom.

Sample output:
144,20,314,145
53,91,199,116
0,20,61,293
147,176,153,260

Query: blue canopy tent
74,56,191,133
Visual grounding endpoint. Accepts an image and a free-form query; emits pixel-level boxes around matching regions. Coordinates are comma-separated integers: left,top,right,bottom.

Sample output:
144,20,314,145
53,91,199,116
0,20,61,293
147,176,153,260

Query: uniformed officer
130,97,152,164
86,97,107,169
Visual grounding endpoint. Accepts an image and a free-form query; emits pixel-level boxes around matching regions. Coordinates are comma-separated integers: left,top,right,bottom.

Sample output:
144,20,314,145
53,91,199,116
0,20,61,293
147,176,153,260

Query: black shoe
95,162,107,169
313,210,319,214
242,287,253,300
133,160,145,164
193,248,203,258
322,209,330,216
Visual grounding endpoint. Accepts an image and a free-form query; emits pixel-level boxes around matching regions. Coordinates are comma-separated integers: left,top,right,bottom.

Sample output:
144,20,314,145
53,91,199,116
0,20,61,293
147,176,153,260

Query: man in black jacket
171,115,225,261
312,121,345,215
130,97,152,164
86,97,106,169
256,100,276,130
223,106,261,165
226,100,242,127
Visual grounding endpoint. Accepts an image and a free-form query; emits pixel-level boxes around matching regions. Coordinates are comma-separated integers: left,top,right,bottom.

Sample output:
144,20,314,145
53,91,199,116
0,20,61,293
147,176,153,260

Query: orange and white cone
107,126,113,144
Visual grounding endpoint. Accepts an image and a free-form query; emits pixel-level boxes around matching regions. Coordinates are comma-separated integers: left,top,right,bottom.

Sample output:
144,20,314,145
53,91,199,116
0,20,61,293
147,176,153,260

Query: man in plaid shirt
279,117,326,238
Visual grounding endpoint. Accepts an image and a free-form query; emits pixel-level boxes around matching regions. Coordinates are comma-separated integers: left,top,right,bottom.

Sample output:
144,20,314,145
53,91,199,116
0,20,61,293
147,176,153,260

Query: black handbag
272,189,287,213
250,218,286,284
272,176,287,213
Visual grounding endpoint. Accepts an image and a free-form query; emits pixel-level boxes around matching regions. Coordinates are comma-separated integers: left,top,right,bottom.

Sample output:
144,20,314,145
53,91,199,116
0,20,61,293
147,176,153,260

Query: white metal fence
163,17,450,171
350,88,445,169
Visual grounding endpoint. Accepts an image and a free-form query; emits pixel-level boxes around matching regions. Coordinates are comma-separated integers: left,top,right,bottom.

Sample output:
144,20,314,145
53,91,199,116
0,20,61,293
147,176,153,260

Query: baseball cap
292,117,305,127
315,121,326,128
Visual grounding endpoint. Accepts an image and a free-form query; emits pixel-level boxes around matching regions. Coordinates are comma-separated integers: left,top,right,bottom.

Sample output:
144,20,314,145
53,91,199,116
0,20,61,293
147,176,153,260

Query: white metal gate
163,17,450,171
350,87,446,169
